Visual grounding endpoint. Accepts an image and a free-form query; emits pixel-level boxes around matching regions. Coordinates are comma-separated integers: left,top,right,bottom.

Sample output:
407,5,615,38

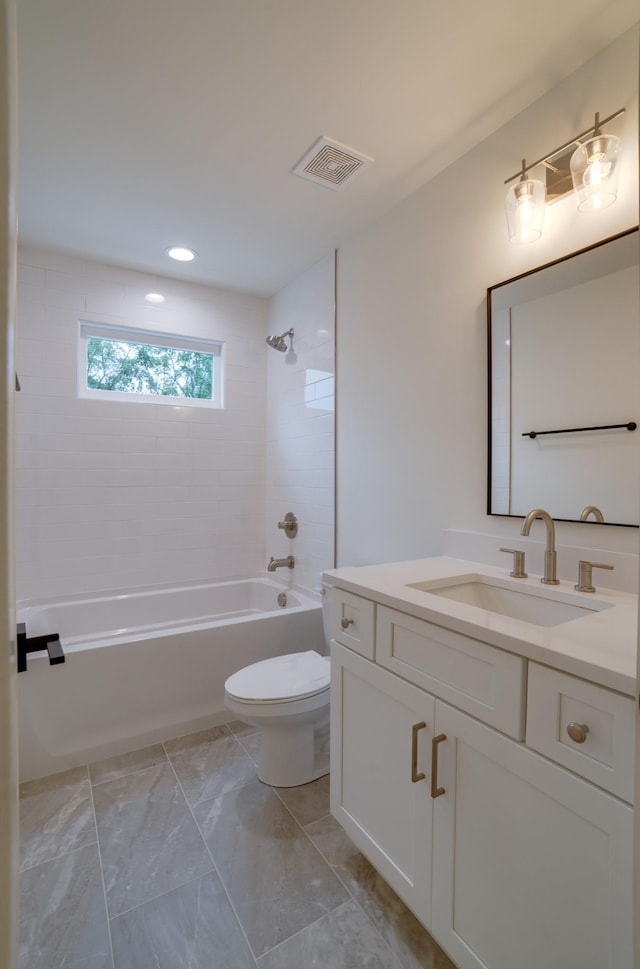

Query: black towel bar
523,421,637,439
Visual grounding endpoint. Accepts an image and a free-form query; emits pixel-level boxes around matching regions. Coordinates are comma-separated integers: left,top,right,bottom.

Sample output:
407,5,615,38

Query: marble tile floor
19,720,457,969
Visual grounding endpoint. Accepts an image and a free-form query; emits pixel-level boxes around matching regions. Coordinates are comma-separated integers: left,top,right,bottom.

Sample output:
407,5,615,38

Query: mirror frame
487,226,640,527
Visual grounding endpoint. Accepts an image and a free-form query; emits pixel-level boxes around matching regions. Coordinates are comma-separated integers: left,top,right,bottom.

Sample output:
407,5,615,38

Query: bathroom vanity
322,557,636,969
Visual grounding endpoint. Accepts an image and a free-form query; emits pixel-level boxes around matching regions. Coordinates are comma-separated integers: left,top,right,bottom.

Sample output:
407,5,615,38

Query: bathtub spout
267,555,295,572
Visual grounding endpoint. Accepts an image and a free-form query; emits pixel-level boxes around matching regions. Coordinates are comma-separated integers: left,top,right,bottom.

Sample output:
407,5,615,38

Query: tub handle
277,512,298,537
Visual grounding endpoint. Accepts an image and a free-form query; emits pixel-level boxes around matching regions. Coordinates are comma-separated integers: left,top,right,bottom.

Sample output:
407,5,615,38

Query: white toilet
224,597,331,788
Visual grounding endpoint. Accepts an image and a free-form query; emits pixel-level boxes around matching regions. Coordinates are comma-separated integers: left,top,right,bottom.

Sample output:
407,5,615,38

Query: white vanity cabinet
525,661,636,803
328,583,634,969
330,642,435,923
431,701,632,969
328,587,375,659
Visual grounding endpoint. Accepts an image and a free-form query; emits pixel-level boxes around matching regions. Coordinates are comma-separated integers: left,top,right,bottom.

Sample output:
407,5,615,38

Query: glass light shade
570,134,622,212
505,177,545,244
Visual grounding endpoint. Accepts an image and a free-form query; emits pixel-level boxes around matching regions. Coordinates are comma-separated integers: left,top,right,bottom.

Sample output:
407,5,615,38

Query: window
78,321,223,407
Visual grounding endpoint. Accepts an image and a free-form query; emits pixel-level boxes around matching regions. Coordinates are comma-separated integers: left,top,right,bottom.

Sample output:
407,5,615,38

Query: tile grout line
255,898,356,964
182,768,350,965
171,727,346,963
233,731,261,768
91,755,215,926
27,729,387,967
86,763,116,969
272,786,346,880
18,837,98,874
264,780,394,959
165,723,263,803
299,815,415,969
88,748,169,788
161,739,261,968
101,749,215,922
341,893,411,969
106,869,227,923
89,756,169,789
160,740,218,879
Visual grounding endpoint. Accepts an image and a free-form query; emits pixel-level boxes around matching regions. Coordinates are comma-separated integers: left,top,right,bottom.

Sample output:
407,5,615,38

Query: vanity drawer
328,588,375,659
376,606,526,738
526,663,635,803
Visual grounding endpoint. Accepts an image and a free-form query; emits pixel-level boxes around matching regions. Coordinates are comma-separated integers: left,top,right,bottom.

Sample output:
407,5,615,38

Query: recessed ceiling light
166,246,197,262
145,293,165,304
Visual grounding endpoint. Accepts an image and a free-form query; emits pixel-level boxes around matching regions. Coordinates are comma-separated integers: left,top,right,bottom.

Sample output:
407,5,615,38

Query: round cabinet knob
341,617,354,630
566,722,589,744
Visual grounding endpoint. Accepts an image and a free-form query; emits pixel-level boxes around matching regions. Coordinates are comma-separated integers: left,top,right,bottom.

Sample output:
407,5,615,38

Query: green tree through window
87,336,214,400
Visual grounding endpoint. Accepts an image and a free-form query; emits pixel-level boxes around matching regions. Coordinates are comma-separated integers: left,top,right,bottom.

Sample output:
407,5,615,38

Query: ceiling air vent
291,136,373,191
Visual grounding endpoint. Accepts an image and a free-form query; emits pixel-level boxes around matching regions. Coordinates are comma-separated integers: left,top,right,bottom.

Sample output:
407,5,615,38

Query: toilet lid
225,650,330,702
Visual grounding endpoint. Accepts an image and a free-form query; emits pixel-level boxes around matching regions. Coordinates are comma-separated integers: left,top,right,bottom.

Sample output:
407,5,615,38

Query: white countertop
323,557,638,696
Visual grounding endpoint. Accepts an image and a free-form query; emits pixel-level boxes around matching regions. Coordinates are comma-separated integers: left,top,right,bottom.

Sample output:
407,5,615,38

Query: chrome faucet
580,505,604,523
520,508,560,585
267,555,295,572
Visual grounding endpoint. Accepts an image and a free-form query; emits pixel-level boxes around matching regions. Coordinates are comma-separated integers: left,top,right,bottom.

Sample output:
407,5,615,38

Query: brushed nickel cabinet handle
431,733,447,798
411,721,426,783
566,722,589,744
341,616,354,630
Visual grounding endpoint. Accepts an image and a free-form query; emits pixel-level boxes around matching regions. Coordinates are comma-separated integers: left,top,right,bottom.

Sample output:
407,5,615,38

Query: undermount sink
407,576,613,627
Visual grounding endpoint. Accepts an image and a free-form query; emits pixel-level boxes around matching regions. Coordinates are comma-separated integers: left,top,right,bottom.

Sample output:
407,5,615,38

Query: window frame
78,320,224,408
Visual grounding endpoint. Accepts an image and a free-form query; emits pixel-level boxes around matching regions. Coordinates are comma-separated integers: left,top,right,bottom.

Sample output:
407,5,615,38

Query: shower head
266,328,294,352
266,335,287,352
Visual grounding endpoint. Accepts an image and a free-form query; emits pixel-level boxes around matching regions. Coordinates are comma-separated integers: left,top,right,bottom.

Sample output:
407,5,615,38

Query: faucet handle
277,512,298,537
575,560,614,593
499,548,528,578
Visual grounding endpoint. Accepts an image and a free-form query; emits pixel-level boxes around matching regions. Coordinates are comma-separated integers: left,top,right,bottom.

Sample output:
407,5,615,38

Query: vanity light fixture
165,246,198,262
504,107,625,243
505,159,546,244
570,113,622,212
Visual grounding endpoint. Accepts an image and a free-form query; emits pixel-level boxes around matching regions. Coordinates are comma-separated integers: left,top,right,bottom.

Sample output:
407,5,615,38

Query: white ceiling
15,0,639,296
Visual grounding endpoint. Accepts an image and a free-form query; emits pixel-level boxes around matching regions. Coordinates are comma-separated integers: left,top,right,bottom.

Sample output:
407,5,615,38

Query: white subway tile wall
15,247,270,599
266,253,335,594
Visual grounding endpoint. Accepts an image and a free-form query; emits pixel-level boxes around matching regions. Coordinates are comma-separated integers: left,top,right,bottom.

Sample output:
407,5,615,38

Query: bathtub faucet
267,555,295,572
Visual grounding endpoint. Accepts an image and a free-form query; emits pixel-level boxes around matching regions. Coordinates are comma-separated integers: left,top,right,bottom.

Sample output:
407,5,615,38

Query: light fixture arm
504,107,625,185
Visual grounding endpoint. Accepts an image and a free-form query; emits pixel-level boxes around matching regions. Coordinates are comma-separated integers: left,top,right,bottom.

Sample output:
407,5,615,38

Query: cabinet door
330,642,434,925
431,701,633,969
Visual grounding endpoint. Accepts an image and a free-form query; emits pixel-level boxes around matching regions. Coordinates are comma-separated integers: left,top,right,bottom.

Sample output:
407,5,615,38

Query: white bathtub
17,577,324,781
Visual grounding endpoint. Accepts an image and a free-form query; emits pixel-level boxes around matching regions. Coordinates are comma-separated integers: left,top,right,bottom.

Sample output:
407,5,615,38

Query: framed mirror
487,227,639,526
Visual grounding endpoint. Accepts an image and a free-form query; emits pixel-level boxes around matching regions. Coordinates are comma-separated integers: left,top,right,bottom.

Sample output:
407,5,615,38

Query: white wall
15,248,269,600
266,252,335,594
337,25,639,573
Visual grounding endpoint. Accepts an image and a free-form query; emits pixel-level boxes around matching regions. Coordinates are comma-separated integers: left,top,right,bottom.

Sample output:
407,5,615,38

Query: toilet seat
225,650,330,704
